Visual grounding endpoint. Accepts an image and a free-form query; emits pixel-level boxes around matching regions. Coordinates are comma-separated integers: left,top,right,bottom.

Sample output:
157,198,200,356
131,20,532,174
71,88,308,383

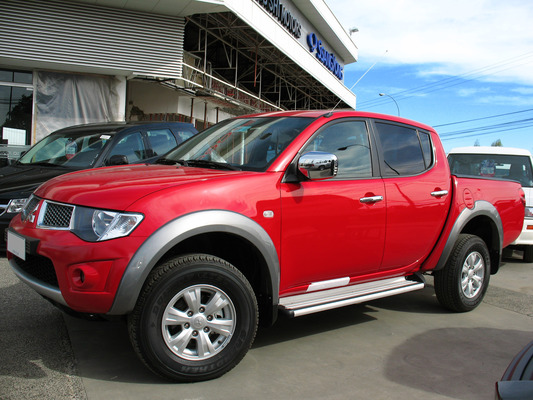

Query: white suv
448,146,533,262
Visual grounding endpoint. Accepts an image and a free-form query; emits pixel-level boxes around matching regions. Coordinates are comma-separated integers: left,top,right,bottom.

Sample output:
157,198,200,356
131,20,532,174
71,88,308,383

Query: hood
34,164,250,210
0,164,77,196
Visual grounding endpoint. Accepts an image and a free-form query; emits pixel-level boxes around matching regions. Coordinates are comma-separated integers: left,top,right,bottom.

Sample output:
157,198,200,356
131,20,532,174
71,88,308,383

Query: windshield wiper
183,159,241,171
155,157,180,165
155,158,240,171
24,161,69,168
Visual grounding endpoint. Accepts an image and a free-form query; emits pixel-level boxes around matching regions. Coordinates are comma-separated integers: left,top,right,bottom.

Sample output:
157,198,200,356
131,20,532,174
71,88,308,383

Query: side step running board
279,276,425,317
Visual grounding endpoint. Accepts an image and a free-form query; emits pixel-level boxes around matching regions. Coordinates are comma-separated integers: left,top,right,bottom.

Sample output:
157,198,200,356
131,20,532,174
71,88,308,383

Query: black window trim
369,119,436,178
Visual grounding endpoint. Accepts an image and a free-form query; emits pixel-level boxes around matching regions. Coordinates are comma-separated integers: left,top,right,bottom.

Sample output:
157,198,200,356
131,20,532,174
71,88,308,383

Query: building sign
254,0,301,38
307,32,343,80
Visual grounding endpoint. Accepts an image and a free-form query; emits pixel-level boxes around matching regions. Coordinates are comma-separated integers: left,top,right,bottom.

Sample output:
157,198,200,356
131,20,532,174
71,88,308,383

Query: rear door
372,120,451,271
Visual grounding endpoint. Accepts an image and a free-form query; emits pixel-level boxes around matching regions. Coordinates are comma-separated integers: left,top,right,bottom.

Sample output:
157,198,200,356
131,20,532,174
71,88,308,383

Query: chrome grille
39,201,74,228
0,202,7,216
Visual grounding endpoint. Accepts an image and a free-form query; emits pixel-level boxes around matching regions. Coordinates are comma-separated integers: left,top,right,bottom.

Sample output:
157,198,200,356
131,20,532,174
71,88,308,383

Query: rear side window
175,129,196,143
108,131,146,163
146,129,177,156
374,122,432,176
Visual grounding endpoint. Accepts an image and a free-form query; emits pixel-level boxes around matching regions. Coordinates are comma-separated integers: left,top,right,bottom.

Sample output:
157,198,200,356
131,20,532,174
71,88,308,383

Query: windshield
448,153,533,187
160,116,314,171
18,131,114,167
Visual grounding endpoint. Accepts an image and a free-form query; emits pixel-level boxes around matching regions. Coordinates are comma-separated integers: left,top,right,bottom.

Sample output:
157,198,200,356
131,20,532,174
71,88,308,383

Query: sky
326,0,533,153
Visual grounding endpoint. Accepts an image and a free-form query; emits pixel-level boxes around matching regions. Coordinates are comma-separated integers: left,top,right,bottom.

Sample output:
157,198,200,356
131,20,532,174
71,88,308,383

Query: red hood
34,164,247,210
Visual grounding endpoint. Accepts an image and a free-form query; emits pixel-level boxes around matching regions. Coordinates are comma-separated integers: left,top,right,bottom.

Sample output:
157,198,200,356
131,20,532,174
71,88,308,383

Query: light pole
379,93,400,116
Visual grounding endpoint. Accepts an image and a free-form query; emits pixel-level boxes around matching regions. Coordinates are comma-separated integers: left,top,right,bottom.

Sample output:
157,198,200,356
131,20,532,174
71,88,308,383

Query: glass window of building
0,69,33,146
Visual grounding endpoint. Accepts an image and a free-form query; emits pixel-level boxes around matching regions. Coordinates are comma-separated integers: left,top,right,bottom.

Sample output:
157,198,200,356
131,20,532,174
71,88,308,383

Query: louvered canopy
0,0,185,79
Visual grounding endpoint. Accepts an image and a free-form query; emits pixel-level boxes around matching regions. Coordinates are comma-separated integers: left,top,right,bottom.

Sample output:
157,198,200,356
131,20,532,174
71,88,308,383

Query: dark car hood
0,164,77,196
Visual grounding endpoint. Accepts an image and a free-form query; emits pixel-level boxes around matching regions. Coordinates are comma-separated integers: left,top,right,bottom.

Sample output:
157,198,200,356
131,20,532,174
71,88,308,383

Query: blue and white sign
307,32,344,80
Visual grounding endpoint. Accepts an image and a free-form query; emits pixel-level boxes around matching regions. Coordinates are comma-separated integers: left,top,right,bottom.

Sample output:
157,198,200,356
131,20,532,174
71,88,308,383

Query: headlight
526,207,533,219
6,198,28,214
72,207,144,242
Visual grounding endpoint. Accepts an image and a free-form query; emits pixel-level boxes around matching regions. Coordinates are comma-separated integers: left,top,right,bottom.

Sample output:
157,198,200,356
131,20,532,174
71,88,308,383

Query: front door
279,119,386,294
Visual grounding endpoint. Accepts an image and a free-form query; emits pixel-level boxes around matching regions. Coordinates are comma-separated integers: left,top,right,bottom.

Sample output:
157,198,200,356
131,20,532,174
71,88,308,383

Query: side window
302,120,372,179
108,131,146,163
146,129,177,156
176,129,196,143
375,122,430,176
418,131,433,168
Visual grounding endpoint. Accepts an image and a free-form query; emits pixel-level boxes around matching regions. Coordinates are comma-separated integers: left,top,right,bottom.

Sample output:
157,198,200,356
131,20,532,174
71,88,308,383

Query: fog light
70,265,99,289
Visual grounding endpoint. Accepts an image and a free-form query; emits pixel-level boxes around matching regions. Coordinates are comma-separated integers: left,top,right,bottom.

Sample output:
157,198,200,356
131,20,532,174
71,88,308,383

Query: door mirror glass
298,151,338,180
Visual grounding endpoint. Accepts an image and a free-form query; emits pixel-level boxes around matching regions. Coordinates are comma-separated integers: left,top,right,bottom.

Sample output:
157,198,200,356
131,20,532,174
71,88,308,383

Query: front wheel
434,234,490,312
128,254,258,382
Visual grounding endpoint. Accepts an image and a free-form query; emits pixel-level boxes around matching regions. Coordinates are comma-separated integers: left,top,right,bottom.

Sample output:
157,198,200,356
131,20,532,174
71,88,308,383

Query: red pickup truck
6,110,525,382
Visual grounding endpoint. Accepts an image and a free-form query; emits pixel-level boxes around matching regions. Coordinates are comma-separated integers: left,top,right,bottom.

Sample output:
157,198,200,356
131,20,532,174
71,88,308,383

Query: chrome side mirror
298,151,338,180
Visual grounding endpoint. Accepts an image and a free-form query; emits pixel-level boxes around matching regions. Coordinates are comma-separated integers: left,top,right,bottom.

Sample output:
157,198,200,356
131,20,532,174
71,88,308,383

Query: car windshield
17,131,115,168
448,153,533,187
159,116,314,171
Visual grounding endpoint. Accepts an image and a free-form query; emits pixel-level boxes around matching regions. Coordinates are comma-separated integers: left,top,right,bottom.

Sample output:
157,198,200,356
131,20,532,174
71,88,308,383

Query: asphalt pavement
1,252,532,400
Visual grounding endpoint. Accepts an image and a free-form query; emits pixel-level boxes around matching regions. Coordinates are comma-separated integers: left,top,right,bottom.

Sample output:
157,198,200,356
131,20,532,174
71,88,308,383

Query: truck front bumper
6,225,145,314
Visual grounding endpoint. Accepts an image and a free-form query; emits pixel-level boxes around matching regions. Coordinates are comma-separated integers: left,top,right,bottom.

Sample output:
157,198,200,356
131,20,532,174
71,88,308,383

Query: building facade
0,0,357,146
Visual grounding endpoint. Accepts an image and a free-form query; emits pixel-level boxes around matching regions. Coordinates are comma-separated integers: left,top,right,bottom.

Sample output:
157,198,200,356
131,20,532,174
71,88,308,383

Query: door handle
431,190,448,197
360,195,384,204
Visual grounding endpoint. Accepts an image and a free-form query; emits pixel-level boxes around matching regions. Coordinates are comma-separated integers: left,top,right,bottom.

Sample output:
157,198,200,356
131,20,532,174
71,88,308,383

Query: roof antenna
324,49,389,117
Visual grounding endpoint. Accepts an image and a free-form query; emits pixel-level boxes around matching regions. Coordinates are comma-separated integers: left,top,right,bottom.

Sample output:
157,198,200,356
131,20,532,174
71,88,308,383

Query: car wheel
434,234,490,312
523,246,533,263
128,254,258,382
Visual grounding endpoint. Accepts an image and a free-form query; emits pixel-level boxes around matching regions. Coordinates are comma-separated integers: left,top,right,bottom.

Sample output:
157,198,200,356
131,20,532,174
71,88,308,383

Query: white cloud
512,87,533,95
457,87,492,97
327,0,533,85
477,94,533,106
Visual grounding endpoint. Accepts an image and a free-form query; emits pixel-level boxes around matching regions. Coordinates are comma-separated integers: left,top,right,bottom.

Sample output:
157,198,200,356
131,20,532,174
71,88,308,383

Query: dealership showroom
0,0,357,149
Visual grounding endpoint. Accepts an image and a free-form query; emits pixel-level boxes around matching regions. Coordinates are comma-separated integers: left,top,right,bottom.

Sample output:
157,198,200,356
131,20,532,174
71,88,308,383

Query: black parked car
496,340,533,399
0,121,197,252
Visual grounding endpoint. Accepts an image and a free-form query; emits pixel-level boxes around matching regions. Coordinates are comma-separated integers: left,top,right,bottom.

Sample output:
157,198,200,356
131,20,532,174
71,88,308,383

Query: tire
434,234,490,312
128,254,258,382
523,246,533,263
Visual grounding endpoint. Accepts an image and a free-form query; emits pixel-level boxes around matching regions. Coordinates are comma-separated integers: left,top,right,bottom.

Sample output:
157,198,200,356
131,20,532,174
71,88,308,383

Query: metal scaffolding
172,12,350,115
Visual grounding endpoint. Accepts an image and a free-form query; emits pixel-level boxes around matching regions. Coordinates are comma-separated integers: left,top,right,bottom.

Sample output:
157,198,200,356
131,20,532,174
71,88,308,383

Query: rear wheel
523,246,533,263
434,234,490,312
128,254,258,382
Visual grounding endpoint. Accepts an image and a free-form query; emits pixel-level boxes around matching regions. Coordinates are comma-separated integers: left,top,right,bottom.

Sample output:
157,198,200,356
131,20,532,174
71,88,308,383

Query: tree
2,94,32,131
474,139,480,146
491,139,503,147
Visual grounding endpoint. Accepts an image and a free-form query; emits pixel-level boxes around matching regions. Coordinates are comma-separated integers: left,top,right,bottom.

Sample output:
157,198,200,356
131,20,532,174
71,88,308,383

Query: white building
0,0,358,145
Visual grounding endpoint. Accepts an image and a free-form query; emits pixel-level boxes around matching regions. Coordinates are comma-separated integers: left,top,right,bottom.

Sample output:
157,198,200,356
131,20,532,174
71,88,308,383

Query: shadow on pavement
62,286,449,384
384,327,532,400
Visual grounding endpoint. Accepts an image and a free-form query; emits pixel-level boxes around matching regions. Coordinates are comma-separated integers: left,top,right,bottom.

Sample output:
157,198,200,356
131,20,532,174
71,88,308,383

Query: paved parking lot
1,253,532,400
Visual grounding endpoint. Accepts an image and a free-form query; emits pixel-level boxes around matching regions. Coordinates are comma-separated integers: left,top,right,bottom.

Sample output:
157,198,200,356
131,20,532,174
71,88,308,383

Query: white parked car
448,146,533,262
